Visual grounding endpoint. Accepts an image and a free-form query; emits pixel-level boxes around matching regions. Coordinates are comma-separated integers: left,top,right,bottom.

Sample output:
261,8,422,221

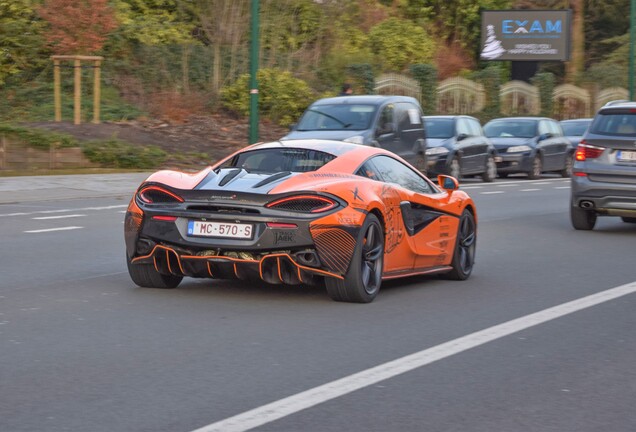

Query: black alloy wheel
444,209,476,280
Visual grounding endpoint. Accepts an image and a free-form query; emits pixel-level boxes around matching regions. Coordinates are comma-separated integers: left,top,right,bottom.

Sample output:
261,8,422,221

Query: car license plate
617,150,636,162
187,220,253,239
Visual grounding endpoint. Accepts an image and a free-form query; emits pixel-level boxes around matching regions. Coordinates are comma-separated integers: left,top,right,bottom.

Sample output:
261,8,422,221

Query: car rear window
223,148,336,173
589,111,636,136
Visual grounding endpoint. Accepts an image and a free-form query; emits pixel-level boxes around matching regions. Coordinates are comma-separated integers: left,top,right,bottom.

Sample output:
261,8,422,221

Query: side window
456,118,471,136
468,119,484,136
370,155,436,194
549,121,563,136
377,105,395,134
538,120,551,136
355,161,381,181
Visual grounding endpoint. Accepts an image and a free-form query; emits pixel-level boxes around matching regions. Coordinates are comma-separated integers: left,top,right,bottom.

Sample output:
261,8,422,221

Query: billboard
480,10,571,61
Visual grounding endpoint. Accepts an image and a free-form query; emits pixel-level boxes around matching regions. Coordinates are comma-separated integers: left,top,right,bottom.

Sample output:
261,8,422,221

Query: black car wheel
528,155,542,180
449,157,461,179
560,153,574,177
444,209,476,280
325,214,384,303
481,155,497,183
621,217,636,223
126,255,183,288
570,205,597,230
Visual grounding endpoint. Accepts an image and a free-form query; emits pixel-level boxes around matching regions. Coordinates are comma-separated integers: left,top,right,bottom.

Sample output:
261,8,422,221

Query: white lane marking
520,189,540,192
24,226,83,233
191,281,636,432
0,204,126,218
32,214,86,220
496,184,519,187
555,186,570,189
481,191,504,195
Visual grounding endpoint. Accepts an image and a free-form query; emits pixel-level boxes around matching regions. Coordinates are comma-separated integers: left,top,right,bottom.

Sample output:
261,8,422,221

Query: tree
38,0,118,54
0,0,47,86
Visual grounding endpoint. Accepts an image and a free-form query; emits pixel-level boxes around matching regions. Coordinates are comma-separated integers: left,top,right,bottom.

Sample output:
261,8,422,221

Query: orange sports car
124,139,477,303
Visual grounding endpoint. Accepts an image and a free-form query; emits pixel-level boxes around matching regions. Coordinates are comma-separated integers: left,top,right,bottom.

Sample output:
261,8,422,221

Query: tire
449,157,461,179
325,214,384,303
481,155,497,183
126,255,182,288
621,217,636,223
570,205,597,230
528,155,542,180
444,209,477,280
560,153,574,178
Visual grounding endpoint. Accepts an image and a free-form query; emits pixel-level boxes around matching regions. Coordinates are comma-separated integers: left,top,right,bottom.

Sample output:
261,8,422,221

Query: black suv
570,101,636,230
282,95,427,171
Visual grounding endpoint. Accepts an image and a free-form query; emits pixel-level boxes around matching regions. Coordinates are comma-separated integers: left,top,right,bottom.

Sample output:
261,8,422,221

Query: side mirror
438,175,459,191
539,132,553,141
457,133,468,141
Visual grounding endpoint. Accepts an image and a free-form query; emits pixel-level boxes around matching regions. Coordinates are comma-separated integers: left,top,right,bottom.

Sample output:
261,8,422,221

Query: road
1,175,635,432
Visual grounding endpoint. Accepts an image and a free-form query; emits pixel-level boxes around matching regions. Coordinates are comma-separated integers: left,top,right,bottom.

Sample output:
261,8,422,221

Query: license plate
187,220,253,239
617,150,636,162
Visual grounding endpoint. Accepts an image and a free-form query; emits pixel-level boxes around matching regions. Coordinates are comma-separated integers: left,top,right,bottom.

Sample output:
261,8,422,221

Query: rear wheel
560,153,574,177
444,209,476,280
325,214,384,303
621,217,636,223
481,155,497,182
126,255,182,288
570,205,597,230
528,155,542,180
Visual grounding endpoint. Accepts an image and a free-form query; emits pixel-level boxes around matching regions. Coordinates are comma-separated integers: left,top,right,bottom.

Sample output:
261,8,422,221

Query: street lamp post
249,0,260,144
630,0,635,100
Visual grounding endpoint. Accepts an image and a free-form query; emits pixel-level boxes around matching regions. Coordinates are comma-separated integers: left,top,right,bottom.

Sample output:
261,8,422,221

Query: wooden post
74,59,81,125
0,135,6,170
54,59,61,122
93,59,101,124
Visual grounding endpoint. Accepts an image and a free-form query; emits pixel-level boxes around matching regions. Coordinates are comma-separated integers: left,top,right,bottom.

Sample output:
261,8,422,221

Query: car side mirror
457,133,468,141
539,132,553,141
437,175,459,191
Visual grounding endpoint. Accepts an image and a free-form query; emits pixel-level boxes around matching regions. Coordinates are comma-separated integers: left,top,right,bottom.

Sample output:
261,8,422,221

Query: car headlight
426,147,450,155
343,136,365,145
507,145,532,153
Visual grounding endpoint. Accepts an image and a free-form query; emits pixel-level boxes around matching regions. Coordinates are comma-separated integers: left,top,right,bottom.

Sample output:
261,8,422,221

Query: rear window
589,111,636,136
222,148,336,173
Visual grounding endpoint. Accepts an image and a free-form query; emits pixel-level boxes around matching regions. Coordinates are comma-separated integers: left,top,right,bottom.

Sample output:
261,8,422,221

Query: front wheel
570,205,597,230
127,255,183,288
325,214,384,303
528,155,542,180
444,209,476,280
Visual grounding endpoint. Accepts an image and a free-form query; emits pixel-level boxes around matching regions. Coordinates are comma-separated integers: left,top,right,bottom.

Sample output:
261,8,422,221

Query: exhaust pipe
580,200,594,209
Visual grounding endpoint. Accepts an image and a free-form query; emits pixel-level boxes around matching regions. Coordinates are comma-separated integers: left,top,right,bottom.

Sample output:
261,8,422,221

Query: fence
0,136,96,171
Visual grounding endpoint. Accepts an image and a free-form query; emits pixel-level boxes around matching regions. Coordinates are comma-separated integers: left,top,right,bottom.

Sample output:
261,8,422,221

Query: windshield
221,148,336,173
484,120,537,138
561,121,591,136
424,118,455,139
589,112,636,136
296,104,377,131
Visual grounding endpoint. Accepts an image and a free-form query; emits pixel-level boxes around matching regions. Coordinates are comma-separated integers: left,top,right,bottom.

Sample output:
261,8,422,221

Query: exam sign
480,10,572,61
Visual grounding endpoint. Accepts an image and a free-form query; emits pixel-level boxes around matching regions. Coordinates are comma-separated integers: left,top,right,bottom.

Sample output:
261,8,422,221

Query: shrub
81,140,166,169
221,68,316,126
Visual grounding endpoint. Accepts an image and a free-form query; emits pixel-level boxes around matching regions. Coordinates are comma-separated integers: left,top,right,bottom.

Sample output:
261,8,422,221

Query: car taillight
266,195,338,213
125,198,144,234
138,186,184,204
575,141,605,161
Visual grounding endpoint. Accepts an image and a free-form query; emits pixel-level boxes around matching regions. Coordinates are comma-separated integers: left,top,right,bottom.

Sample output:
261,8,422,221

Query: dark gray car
570,101,636,230
484,116,574,179
560,118,593,147
423,115,498,182
282,95,427,171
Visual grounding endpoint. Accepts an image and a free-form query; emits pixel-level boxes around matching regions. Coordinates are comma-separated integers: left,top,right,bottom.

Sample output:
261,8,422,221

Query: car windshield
222,148,336,173
589,112,636,136
561,121,591,136
484,120,537,138
296,104,377,131
424,118,455,138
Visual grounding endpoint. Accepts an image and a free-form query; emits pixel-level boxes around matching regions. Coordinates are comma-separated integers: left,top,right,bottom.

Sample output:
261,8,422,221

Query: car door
537,119,568,170
369,155,456,270
455,117,484,174
374,103,401,157
467,117,492,173
395,101,426,164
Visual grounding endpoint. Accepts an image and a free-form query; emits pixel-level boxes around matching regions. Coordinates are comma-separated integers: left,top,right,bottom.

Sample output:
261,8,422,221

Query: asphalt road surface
1,175,635,432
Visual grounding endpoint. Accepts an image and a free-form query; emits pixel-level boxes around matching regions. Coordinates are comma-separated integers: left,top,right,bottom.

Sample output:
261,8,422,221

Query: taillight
138,186,184,204
575,141,604,161
125,198,144,234
266,195,338,213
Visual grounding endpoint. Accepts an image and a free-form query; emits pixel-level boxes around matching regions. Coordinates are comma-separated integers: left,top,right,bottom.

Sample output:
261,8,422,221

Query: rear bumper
571,174,636,216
